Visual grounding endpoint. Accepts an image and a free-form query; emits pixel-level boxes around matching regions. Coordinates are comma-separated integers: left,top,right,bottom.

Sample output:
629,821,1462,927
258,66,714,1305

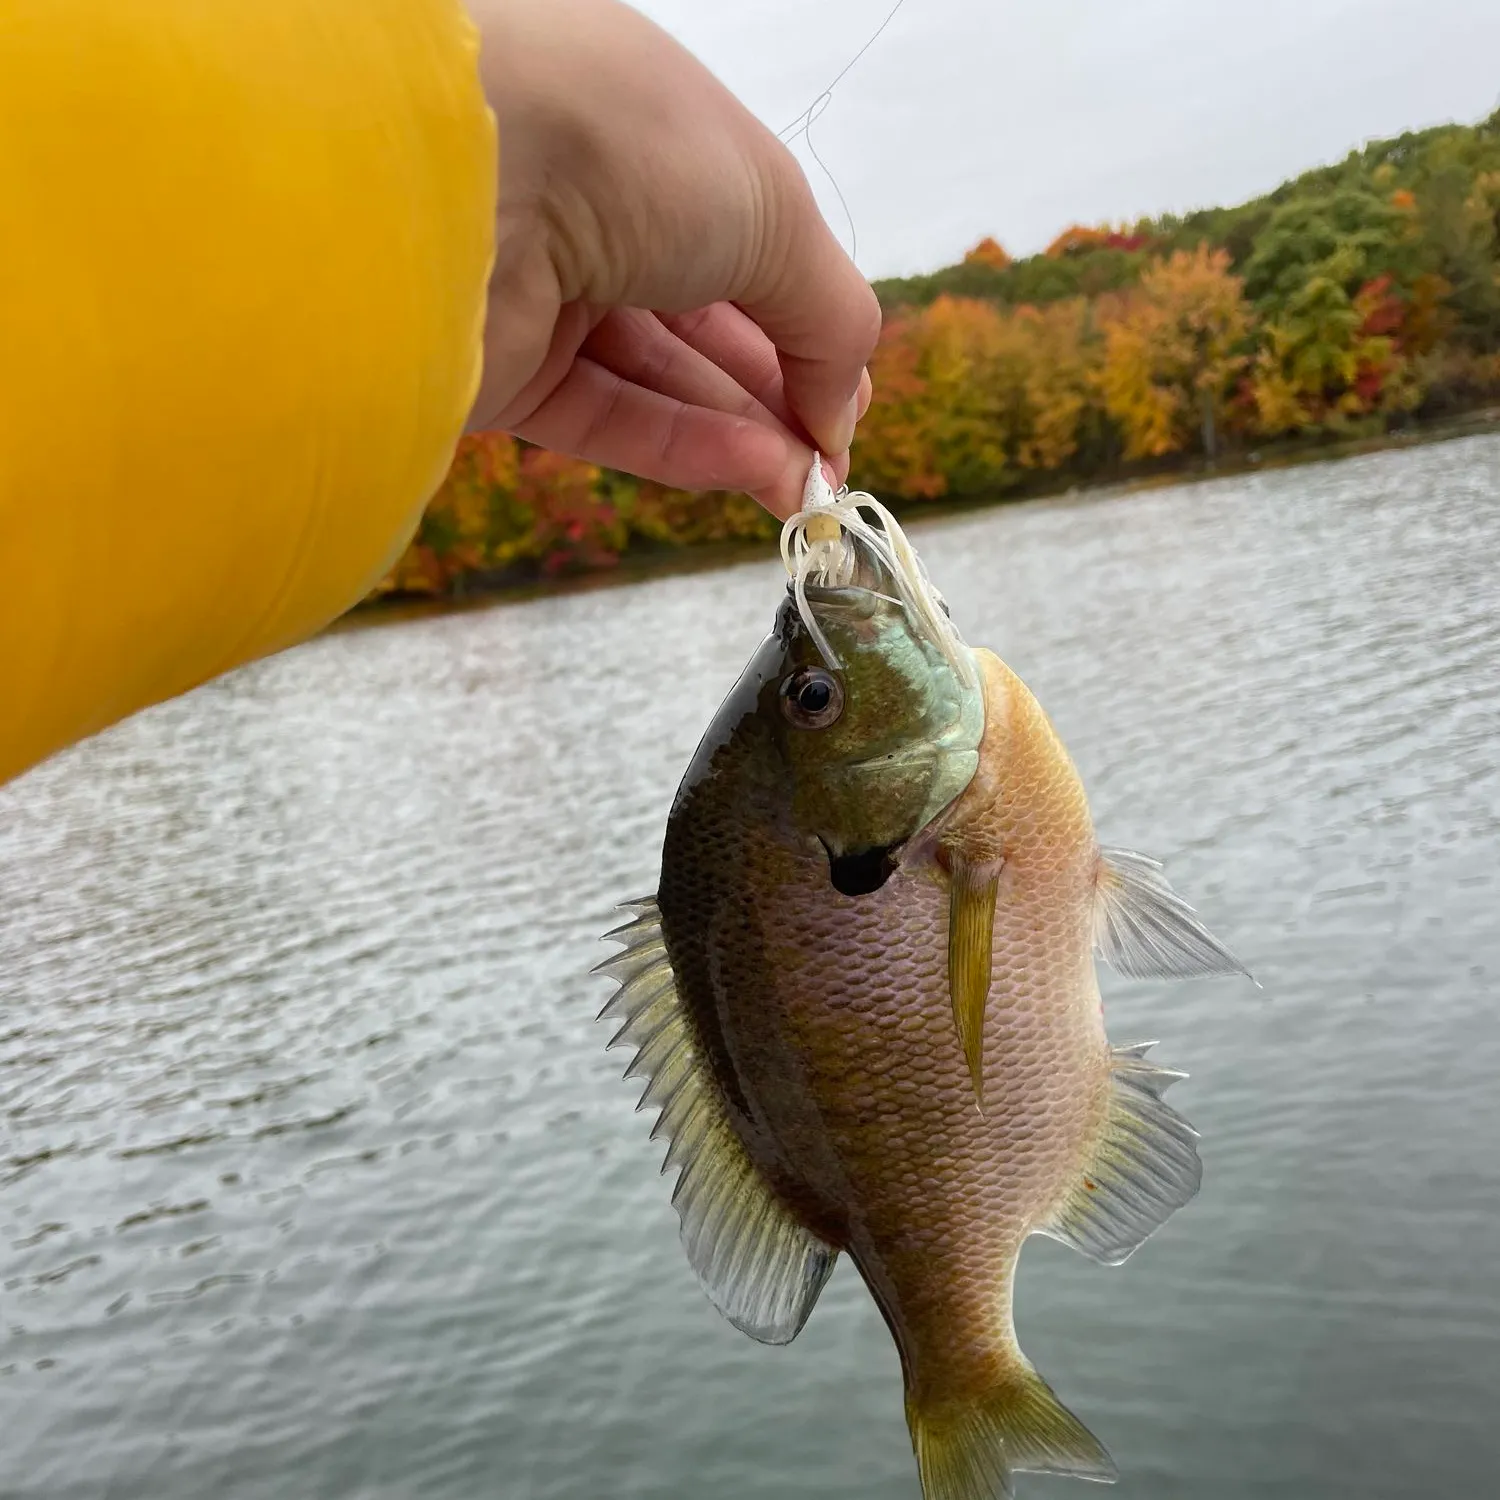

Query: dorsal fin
595,898,838,1344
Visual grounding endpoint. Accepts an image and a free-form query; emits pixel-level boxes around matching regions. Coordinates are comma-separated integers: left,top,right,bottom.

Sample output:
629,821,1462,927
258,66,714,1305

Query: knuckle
654,400,691,470
851,291,884,362
576,371,627,454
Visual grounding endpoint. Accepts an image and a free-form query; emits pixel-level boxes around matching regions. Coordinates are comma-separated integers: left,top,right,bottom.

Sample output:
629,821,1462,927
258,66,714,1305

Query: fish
595,463,1247,1500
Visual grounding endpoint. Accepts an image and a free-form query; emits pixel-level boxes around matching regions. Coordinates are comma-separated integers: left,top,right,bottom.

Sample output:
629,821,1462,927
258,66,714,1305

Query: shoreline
335,405,1500,636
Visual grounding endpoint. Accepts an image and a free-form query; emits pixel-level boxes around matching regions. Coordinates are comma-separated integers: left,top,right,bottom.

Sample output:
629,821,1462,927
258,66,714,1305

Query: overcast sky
635,0,1500,280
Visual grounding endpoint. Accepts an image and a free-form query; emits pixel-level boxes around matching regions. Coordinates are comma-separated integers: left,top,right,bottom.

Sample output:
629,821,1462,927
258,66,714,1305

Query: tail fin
906,1363,1117,1500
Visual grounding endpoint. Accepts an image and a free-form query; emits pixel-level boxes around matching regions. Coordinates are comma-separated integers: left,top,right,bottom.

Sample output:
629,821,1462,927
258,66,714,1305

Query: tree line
375,109,1500,597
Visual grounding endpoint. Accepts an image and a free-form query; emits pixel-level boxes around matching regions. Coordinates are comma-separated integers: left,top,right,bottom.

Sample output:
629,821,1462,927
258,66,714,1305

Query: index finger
734,141,882,460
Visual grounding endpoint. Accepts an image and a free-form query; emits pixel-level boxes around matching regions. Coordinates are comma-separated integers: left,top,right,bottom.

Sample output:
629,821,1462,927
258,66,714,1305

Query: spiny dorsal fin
906,1362,1117,1500
1094,847,1249,981
946,851,1000,1108
1039,1041,1201,1266
594,898,837,1345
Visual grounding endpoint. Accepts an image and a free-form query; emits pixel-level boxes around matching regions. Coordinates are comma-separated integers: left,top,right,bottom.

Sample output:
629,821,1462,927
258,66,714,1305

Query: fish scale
596,479,1249,1500
740,658,1108,1388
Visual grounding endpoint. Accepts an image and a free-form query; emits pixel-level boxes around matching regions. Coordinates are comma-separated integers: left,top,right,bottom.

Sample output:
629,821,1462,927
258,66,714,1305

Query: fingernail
828,396,858,455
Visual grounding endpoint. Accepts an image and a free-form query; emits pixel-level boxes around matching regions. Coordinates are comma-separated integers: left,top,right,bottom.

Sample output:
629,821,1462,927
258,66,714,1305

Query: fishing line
775,0,913,266
775,0,911,139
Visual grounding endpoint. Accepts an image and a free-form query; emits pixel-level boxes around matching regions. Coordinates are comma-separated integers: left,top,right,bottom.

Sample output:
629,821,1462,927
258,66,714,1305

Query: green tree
1242,188,1417,309
1249,274,1422,435
1414,164,1500,350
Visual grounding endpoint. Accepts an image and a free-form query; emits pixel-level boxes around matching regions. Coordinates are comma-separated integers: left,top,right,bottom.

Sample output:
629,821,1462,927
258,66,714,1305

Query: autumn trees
369,432,778,597
855,109,1500,497
377,111,1500,596
1099,247,1249,460
963,236,1012,270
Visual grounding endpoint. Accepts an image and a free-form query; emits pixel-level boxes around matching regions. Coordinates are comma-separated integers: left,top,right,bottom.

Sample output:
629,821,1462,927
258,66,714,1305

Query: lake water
3,435,1499,1500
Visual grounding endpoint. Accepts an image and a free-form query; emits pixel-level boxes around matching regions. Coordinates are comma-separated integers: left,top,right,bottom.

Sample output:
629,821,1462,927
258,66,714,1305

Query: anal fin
907,1362,1117,1500
1040,1041,1202,1266
595,898,838,1344
947,850,1000,1108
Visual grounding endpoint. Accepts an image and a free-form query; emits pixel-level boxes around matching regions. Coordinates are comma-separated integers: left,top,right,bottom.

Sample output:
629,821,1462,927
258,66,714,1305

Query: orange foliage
375,142,1500,600
1098,246,1251,459
1010,301,1098,471
849,295,1102,498
851,310,949,499
1046,224,1109,259
1045,223,1149,258
963,236,1013,270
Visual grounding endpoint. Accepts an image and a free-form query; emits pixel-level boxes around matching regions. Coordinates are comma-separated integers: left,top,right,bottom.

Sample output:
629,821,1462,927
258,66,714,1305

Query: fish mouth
794,582,885,618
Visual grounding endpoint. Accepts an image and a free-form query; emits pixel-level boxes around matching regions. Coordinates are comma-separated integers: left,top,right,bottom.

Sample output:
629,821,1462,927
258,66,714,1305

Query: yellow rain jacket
0,0,496,786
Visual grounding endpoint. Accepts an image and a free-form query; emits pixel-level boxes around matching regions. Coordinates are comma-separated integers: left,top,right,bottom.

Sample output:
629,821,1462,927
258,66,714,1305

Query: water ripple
1,436,1498,1498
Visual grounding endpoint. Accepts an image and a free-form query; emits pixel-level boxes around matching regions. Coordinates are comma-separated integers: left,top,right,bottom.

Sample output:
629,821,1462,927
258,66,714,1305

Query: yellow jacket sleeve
0,0,496,786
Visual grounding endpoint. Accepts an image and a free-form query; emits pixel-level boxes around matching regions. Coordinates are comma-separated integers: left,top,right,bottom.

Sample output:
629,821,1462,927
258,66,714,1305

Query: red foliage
517,448,619,575
1355,276,1405,339
1352,364,1387,405
1045,225,1149,258
1362,274,1404,339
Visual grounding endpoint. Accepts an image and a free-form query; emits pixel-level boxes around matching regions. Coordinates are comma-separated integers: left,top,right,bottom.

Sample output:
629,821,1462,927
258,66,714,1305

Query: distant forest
376,109,1500,598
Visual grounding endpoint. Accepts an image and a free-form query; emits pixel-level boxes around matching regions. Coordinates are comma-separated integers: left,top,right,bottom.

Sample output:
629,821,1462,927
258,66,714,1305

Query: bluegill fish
596,469,1246,1500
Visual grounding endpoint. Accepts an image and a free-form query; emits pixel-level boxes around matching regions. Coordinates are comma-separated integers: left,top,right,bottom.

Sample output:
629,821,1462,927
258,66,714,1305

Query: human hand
463,0,879,518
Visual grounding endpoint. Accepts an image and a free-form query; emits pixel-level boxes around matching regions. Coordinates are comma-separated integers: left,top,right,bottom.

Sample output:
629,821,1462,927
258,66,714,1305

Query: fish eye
780,667,844,729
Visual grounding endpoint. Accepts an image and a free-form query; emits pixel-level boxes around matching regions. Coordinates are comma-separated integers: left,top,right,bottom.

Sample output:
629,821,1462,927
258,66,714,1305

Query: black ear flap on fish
946,850,1001,1109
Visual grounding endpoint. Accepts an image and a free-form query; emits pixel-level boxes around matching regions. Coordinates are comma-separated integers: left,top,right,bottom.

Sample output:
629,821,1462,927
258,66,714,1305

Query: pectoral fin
595,899,838,1345
947,851,1000,1107
1094,846,1249,980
